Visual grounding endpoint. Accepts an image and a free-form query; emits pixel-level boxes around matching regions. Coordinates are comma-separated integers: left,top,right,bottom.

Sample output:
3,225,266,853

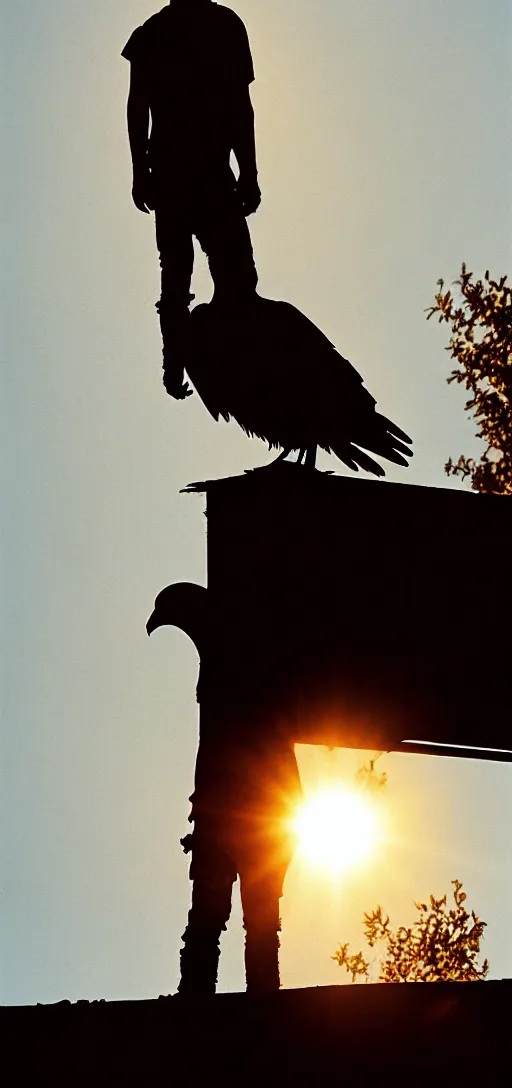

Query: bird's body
183,294,412,475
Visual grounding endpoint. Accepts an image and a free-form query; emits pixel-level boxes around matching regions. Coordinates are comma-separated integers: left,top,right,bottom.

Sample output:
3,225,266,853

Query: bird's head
146,582,209,652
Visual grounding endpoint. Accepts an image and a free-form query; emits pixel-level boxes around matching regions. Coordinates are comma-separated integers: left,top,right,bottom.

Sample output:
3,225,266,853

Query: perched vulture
180,294,412,475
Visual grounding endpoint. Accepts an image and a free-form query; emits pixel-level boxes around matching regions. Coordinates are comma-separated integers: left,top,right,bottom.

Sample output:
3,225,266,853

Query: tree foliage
333,880,488,983
355,754,387,793
426,265,512,495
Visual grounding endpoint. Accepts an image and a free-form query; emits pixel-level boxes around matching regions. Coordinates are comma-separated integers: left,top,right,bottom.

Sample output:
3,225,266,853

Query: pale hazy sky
2,0,511,1004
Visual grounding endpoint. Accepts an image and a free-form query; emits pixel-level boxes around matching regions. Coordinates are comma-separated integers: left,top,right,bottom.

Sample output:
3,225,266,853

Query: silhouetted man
147,583,302,995
180,721,301,995
122,0,260,398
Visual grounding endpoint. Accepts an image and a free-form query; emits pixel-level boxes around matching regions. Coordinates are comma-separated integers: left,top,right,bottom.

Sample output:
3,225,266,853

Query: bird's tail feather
358,435,412,467
377,447,410,468
333,444,385,477
376,413,412,445
330,446,361,472
384,437,412,459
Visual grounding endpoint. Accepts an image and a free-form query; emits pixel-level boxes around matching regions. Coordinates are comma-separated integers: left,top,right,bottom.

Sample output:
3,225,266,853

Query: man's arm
127,64,152,213
230,85,261,216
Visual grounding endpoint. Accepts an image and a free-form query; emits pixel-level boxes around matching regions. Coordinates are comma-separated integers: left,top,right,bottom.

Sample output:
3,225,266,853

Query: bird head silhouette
146,582,209,653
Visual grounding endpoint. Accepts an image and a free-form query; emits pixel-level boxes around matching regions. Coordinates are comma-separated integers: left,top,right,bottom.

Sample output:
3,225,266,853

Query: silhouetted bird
181,294,413,474
147,582,207,650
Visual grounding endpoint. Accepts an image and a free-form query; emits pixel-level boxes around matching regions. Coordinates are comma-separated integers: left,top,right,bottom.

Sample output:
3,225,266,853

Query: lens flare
293,786,379,874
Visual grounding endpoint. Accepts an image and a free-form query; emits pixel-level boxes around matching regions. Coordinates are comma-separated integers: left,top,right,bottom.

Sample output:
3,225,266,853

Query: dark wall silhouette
176,465,512,755
4,982,508,1083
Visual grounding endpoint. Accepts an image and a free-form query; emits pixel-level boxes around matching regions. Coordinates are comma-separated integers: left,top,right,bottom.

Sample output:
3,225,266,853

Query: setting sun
292,786,380,875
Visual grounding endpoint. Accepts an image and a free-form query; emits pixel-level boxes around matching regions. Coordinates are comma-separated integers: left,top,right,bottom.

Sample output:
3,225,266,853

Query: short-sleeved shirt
122,1,254,177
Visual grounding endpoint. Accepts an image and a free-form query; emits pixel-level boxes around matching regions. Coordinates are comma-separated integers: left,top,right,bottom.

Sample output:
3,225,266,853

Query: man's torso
123,2,254,178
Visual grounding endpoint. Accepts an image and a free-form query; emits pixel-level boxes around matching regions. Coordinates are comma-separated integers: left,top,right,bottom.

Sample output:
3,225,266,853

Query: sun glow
293,786,380,875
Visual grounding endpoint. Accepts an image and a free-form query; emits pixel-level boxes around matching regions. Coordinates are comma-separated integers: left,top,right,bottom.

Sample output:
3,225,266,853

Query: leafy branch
426,265,512,495
333,880,488,983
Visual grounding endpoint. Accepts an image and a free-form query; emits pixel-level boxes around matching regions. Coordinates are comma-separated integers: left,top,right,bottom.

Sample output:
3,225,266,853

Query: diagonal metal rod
393,740,512,763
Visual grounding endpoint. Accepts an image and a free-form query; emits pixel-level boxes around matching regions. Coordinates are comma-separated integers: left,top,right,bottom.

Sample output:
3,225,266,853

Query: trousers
154,175,258,314
178,818,295,996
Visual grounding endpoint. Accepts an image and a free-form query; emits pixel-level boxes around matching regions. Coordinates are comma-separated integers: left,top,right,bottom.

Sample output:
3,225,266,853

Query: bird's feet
296,447,317,468
269,447,317,468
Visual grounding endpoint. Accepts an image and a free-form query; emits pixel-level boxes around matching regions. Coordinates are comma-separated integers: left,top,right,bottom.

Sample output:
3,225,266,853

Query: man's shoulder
137,5,171,39
122,3,251,65
211,5,252,57
121,7,169,61
212,3,248,27
124,4,247,42
141,3,246,30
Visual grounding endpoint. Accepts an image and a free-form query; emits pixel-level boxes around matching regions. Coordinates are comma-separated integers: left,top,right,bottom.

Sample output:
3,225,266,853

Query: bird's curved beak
146,610,160,637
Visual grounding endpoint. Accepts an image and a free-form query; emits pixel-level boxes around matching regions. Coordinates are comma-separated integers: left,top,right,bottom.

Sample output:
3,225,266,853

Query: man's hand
236,173,261,216
132,168,154,213
163,367,193,400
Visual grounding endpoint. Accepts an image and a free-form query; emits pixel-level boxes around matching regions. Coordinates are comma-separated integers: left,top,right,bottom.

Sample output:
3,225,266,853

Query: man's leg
154,202,194,397
237,837,295,995
178,831,237,996
239,870,285,994
229,746,301,994
194,186,258,306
